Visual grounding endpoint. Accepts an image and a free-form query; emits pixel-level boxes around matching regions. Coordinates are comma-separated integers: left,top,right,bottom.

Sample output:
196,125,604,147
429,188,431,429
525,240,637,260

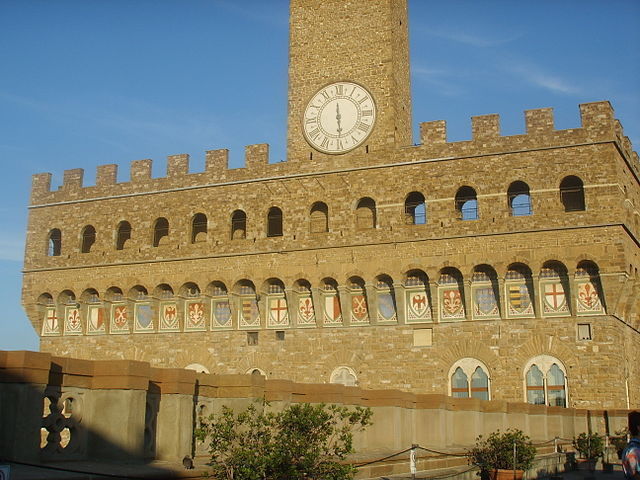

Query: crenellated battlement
29,101,637,206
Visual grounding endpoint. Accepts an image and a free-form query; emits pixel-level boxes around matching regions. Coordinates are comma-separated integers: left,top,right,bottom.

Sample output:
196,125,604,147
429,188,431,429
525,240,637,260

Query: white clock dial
302,81,376,155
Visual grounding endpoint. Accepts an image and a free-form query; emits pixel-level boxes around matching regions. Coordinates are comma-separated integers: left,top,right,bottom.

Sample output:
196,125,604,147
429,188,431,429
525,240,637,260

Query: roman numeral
357,95,370,105
320,137,330,149
362,109,373,116
336,139,344,150
305,117,317,125
320,90,330,101
308,128,321,140
335,84,344,96
356,121,371,133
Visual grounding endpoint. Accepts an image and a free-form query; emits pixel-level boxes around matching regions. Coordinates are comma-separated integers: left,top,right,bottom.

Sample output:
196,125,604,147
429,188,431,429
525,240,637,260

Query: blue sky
0,0,638,351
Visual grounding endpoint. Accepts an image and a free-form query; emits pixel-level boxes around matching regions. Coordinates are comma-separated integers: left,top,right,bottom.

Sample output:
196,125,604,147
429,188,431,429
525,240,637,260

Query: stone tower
286,0,412,161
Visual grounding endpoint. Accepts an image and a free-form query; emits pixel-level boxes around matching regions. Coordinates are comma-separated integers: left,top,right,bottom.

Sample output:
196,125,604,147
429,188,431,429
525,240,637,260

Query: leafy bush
573,432,605,460
610,428,629,459
195,401,373,480
468,429,537,473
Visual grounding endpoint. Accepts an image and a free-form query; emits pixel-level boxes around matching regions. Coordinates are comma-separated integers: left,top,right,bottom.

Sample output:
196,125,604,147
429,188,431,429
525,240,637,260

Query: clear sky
0,0,638,351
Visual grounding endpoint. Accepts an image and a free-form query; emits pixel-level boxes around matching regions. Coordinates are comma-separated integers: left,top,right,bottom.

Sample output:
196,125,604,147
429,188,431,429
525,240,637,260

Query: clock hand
336,102,342,136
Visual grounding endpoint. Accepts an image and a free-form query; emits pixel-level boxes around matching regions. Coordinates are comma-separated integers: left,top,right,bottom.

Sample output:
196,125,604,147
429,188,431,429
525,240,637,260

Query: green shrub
468,429,537,473
610,428,629,459
195,401,372,480
573,432,605,460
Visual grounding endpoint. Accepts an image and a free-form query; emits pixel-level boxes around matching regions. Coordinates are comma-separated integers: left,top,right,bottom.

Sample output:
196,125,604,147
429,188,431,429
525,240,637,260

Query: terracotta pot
490,469,525,480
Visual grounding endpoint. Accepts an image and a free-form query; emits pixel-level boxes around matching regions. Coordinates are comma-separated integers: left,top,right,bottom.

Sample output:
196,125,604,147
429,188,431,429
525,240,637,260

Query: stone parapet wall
27,102,637,206
0,350,632,475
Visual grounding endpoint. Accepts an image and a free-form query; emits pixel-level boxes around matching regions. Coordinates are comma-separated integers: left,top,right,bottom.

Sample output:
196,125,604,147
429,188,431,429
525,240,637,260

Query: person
623,411,640,480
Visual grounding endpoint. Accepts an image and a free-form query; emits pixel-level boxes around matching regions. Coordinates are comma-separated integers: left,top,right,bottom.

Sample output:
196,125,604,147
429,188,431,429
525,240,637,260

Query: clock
302,81,376,154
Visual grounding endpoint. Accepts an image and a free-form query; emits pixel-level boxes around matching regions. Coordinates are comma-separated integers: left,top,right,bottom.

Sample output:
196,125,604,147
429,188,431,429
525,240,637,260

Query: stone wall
0,350,633,478
21,100,640,409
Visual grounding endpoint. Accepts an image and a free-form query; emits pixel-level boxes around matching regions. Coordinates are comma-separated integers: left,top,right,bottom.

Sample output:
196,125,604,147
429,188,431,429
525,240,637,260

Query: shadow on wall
0,350,182,479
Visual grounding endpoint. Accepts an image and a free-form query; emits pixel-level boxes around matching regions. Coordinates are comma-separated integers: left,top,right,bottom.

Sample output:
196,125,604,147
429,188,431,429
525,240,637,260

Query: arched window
267,207,283,237
80,225,96,253
451,367,469,398
191,213,208,243
231,210,247,240
247,368,266,378
330,366,358,387
185,363,210,374
310,202,329,233
47,229,61,256
115,221,131,250
560,176,585,212
524,355,567,407
508,181,532,216
356,197,376,229
405,192,426,225
449,358,490,400
455,186,478,220
153,217,169,247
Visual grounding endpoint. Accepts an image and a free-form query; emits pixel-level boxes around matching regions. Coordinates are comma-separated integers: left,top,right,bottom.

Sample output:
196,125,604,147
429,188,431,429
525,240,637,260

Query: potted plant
610,427,629,460
468,429,537,480
572,432,605,471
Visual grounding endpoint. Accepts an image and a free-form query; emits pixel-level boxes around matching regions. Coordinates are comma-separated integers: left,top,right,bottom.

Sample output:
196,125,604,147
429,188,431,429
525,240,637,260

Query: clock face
302,81,376,155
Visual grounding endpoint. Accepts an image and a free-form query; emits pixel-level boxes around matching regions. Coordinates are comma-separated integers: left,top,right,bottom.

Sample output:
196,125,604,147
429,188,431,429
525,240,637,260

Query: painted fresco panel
86,305,106,334
159,302,179,331
239,297,260,328
439,288,465,320
185,301,207,331
134,303,154,332
64,306,82,335
377,291,397,322
405,289,431,323
472,286,499,319
211,299,232,329
110,304,129,333
268,297,289,327
42,307,60,336
506,283,534,317
350,294,368,324
297,296,315,326
541,281,570,316
323,295,342,326
576,280,604,314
